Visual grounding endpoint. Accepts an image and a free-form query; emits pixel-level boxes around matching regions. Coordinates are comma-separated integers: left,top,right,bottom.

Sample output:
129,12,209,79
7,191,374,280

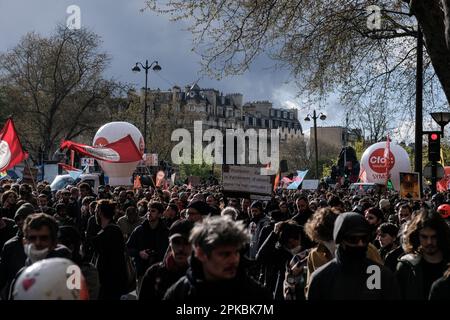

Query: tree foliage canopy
146,0,450,140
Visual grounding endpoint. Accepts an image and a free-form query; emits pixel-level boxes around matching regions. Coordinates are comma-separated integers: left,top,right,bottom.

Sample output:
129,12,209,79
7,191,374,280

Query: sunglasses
343,234,370,245
26,235,50,242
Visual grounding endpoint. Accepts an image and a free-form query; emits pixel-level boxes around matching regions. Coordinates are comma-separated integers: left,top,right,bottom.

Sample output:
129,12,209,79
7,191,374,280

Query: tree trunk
413,1,450,105
441,0,450,49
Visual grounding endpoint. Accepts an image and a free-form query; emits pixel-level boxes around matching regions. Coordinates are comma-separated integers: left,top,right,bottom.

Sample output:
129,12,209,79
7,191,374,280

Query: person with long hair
396,209,450,299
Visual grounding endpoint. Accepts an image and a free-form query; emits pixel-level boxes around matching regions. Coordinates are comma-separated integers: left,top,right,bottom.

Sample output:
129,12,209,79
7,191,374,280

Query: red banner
60,135,143,163
0,118,28,171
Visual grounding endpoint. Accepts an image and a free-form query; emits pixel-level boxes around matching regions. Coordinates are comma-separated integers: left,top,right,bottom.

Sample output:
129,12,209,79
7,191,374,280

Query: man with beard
396,209,450,299
139,219,193,300
292,195,314,226
307,212,400,300
163,216,270,301
236,197,251,225
248,201,270,259
127,202,169,292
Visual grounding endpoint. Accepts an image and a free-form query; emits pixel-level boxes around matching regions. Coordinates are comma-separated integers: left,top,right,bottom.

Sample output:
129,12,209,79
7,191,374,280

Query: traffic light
428,131,441,162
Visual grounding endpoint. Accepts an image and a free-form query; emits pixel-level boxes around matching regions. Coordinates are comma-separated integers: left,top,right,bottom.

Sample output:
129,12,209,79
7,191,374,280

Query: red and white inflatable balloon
93,122,144,186
359,141,411,190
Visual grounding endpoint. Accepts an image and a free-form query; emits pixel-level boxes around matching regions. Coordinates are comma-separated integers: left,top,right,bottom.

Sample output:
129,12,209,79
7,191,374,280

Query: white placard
222,165,272,195
302,179,319,190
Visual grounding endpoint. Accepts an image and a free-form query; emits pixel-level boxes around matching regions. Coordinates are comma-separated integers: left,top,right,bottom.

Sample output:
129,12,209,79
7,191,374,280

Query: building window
276,110,280,117
270,109,275,117
283,111,287,119
256,118,262,127
289,113,294,119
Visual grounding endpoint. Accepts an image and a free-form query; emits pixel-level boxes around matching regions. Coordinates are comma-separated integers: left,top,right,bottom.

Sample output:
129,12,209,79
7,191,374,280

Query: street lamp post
132,60,162,153
305,110,326,179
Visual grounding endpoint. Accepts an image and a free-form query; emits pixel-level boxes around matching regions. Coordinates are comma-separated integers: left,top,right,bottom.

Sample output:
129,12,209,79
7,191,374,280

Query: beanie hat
169,219,194,241
250,201,263,211
14,203,35,221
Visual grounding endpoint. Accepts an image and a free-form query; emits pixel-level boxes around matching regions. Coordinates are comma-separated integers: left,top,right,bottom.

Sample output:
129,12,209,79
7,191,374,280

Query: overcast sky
0,0,354,130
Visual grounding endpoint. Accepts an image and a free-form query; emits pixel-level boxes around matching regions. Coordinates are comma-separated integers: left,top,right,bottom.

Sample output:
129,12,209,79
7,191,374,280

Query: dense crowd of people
0,178,450,300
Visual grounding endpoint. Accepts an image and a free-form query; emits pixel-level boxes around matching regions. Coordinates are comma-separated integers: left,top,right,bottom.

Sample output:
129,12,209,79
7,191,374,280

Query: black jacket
0,218,16,250
0,207,17,220
396,253,448,300
92,223,128,299
163,255,271,301
139,254,188,300
126,219,169,277
0,233,26,299
291,211,314,249
384,246,404,273
308,245,401,300
429,274,450,300
292,209,313,226
256,231,293,299
84,215,102,261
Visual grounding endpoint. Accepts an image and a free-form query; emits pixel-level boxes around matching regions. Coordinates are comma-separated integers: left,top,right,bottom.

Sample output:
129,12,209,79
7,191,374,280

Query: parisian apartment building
128,83,304,142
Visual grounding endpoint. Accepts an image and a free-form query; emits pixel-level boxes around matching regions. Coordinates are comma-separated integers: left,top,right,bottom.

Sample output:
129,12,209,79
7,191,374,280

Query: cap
169,219,194,241
186,201,211,216
250,200,263,211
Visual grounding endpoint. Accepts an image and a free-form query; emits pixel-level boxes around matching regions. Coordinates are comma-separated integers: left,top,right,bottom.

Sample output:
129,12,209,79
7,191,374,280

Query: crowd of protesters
1,177,450,300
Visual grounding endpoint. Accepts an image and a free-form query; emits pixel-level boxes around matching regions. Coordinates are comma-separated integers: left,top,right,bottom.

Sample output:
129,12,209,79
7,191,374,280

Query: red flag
60,135,142,163
0,118,28,171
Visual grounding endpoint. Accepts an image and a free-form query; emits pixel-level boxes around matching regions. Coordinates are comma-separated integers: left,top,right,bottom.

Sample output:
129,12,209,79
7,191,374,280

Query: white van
50,173,101,193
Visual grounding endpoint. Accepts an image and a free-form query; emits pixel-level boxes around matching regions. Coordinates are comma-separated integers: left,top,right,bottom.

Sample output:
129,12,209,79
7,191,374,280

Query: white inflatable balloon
359,141,411,190
93,122,144,186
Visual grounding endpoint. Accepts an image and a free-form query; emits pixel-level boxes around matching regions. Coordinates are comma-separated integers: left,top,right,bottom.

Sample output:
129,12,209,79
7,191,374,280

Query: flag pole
143,166,158,195
24,157,44,213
